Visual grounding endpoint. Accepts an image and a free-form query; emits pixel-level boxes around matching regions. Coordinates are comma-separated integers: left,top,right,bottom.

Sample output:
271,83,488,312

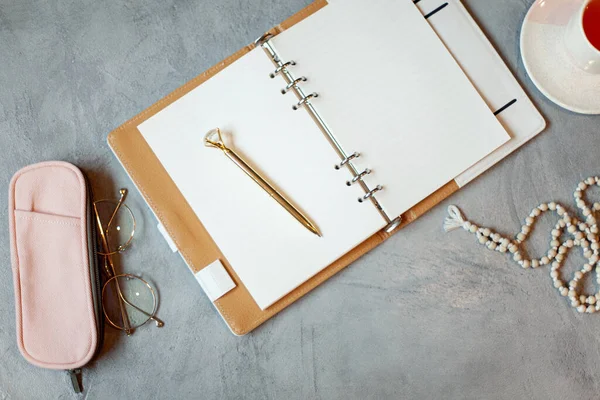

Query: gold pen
204,128,321,237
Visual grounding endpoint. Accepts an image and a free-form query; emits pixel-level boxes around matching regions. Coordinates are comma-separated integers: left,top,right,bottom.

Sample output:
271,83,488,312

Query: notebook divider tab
414,0,546,187
255,32,403,234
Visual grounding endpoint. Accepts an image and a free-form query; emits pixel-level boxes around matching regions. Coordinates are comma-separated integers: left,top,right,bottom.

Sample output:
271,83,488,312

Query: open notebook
138,0,509,310
109,0,545,334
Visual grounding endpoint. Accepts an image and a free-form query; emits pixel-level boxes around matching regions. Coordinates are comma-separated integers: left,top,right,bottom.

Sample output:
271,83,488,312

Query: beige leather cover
108,0,459,335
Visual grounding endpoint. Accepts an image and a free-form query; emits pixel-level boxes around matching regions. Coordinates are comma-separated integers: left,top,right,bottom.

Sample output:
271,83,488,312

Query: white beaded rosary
444,176,600,314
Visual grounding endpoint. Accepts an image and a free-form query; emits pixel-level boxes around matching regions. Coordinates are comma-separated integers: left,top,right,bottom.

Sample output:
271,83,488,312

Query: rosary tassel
443,205,467,232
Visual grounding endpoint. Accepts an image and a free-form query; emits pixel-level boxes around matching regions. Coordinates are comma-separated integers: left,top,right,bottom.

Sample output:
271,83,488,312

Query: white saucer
520,0,600,114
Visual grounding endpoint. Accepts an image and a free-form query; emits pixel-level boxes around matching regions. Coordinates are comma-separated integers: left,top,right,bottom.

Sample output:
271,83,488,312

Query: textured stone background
1,0,600,399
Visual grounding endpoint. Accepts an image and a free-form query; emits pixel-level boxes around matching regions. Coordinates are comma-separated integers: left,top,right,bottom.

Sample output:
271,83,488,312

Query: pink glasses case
8,161,103,392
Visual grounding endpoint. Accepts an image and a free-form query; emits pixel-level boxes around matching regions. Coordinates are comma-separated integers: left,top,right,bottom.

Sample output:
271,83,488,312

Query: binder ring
358,185,383,203
346,169,371,186
281,77,307,94
255,32,274,47
270,61,296,78
334,152,360,170
292,93,319,110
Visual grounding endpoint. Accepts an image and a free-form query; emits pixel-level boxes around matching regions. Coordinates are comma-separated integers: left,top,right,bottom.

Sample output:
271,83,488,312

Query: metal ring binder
292,93,318,110
358,185,383,203
270,61,296,79
347,169,371,186
256,31,402,233
254,32,275,47
335,152,360,170
281,77,307,94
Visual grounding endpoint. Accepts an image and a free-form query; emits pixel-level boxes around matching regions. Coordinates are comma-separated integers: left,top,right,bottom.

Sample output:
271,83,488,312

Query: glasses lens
102,275,157,330
94,200,135,254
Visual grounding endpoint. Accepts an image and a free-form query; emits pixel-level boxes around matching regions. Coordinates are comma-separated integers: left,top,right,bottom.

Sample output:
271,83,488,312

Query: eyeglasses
93,189,164,335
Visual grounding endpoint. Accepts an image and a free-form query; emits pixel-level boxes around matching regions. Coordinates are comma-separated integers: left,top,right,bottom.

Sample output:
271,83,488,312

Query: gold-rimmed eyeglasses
93,189,164,335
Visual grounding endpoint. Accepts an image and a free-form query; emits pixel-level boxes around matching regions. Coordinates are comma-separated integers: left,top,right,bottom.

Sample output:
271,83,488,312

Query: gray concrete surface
1,0,600,399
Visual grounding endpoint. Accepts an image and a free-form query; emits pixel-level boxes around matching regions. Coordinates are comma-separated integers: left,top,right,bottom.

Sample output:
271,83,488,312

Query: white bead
587,306,596,313
548,249,557,258
501,239,510,247
525,217,534,225
531,259,539,268
583,208,592,217
589,296,597,305
588,217,597,226
469,225,477,233
575,271,584,280
586,177,595,185
516,233,526,242
541,256,550,265
575,191,583,199
498,246,507,253
551,229,560,238
487,242,497,250
549,202,557,210
532,208,541,217
569,290,577,297
584,250,593,258
579,182,587,190
509,245,518,253
478,236,487,244
522,260,530,269
513,253,522,261
592,226,599,234
551,270,559,279
584,264,593,272
561,287,569,296
575,232,585,240
539,203,548,211
521,226,530,234
553,280,562,288
580,295,587,303
556,254,565,262
570,280,579,288
568,225,577,233
558,246,567,255
578,305,587,313
482,228,491,237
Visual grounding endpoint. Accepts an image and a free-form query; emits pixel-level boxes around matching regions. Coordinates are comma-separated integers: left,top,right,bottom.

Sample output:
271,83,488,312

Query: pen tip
312,227,322,237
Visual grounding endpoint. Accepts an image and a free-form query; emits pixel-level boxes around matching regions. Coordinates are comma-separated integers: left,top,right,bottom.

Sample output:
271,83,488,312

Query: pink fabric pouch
8,161,103,393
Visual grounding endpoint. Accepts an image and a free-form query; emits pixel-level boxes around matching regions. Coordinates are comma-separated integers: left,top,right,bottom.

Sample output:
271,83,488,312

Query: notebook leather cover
107,0,534,335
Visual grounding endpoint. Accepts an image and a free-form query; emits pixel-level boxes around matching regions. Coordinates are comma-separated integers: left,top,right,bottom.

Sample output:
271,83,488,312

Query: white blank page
138,48,385,310
271,0,510,218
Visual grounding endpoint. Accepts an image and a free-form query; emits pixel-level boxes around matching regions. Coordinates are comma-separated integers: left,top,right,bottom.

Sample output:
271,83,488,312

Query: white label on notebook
195,259,236,302
157,223,178,253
